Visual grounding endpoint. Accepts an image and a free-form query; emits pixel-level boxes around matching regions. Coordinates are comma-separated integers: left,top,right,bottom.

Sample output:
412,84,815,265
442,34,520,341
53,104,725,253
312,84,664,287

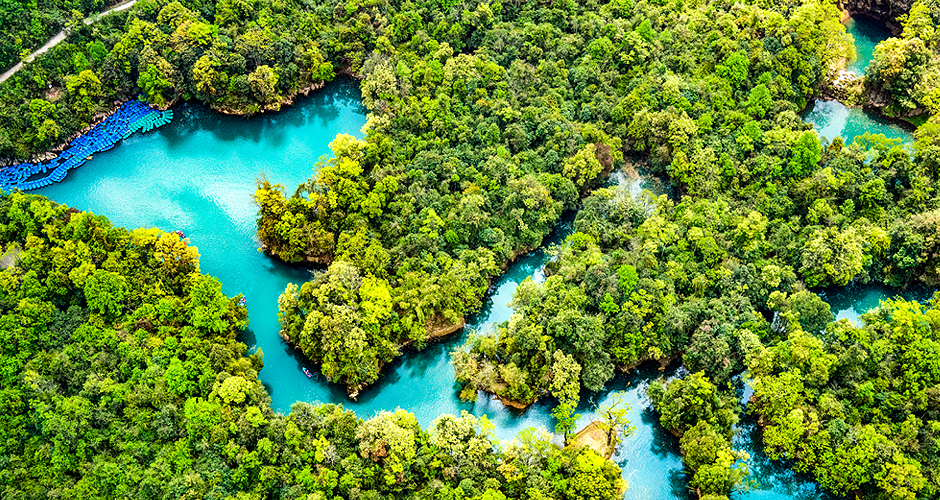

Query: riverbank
216,68,360,117
821,12,929,136
0,100,171,191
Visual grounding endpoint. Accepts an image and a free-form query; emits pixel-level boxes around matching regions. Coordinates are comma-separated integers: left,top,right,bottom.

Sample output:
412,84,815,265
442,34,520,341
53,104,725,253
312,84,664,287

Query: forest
0,192,624,499
2,0,940,497
262,0,854,397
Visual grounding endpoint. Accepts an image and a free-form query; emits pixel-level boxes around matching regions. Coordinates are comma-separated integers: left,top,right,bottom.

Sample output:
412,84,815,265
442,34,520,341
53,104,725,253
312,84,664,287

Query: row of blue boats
0,100,173,192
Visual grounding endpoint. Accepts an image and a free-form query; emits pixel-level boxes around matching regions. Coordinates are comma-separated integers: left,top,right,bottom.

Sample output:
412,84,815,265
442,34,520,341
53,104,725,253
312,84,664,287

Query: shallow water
845,15,894,75
28,79,843,499
803,98,913,145
819,282,934,325
803,16,913,146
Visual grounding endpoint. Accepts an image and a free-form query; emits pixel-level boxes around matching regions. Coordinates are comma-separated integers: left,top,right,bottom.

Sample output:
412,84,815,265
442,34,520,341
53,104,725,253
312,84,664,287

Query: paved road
0,0,137,84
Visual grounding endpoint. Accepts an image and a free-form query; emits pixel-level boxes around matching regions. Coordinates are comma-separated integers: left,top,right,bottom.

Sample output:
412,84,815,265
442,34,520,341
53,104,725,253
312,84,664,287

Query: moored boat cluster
0,100,172,192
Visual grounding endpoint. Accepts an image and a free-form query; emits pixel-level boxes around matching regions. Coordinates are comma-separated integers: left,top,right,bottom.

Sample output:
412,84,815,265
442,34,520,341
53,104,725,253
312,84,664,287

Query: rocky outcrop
826,70,867,104
566,422,616,459
840,0,912,26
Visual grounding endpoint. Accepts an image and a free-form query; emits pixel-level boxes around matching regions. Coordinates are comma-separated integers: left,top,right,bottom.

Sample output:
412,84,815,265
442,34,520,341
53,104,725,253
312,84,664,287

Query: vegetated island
251,0,940,498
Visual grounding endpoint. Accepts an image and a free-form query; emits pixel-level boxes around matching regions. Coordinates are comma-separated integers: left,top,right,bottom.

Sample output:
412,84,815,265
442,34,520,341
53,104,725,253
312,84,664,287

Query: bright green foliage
596,392,636,450
648,372,738,437
766,290,834,334
748,297,940,498
278,251,497,391
552,401,582,443
6,0,940,496
649,374,748,497
82,269,128,317
0,192,624,499
0,1,106,70
680,421,750,497
564,144,605,191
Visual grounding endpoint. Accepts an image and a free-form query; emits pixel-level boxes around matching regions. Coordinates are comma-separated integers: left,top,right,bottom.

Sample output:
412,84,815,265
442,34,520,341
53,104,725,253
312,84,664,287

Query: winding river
26,78,831,499
23,15,921,500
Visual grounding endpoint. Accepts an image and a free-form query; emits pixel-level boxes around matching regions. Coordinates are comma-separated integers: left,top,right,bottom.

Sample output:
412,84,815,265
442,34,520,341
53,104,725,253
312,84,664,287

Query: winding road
0,0,137,84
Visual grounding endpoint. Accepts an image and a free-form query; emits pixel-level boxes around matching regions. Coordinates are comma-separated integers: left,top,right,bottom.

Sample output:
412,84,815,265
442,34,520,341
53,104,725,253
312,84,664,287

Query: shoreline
2,71,361,166
824,10,925,133
279,315,466,400
4,98,132,166
808,93,921,137
470,355,682,412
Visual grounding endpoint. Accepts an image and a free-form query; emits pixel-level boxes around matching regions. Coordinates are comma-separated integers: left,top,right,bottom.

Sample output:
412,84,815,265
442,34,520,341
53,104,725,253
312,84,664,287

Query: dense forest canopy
0,192,624,499
4,0,940,498
263,0,860,395
0,0,109,72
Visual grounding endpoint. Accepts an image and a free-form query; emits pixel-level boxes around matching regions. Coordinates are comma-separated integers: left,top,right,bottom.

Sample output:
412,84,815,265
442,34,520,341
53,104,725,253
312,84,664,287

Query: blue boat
302,367,312,379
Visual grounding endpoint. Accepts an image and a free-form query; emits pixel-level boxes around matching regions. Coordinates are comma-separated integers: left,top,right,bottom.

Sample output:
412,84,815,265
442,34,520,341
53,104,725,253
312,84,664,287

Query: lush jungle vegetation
0,191,624,499
648,373,748,499
0,0,108,72
263,0,856,394
5,0,940,497
0,0,341,159
746,297,940,499
866,0,940,119
450,130,940,497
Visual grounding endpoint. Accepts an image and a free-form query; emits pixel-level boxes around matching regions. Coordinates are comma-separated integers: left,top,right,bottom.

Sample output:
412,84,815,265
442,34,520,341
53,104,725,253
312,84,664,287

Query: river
845,15,894,76
802,15,914,146
23,18,912,498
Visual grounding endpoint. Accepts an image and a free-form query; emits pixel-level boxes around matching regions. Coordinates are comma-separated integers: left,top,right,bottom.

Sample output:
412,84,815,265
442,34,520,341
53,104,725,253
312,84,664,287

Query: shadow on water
162,78,361,150
844,15,894,75
237,327,257,348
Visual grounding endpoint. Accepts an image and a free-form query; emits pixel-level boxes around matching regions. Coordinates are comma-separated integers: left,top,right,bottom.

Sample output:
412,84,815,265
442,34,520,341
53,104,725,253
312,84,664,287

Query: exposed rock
826,70,866,104
495,394,532,410
566,421,616,459
869,86,892,108
840,0,912,26
0,243,21,269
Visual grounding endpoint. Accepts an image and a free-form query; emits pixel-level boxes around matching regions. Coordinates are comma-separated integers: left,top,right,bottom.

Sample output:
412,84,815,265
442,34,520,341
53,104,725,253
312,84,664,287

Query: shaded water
845,15,894,76
803,16,914,146
26,79,840,499
820,282,934,324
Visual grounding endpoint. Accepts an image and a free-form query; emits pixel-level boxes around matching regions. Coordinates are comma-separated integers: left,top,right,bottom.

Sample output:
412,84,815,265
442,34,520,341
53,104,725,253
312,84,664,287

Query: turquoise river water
845,15,893,76
802,16,914,146
31,32,926,496
26,77,851,500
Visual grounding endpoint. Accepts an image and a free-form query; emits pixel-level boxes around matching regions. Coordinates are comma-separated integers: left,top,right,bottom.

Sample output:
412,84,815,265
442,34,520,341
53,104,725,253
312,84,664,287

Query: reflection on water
803,98,913,145
844,15,894,75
